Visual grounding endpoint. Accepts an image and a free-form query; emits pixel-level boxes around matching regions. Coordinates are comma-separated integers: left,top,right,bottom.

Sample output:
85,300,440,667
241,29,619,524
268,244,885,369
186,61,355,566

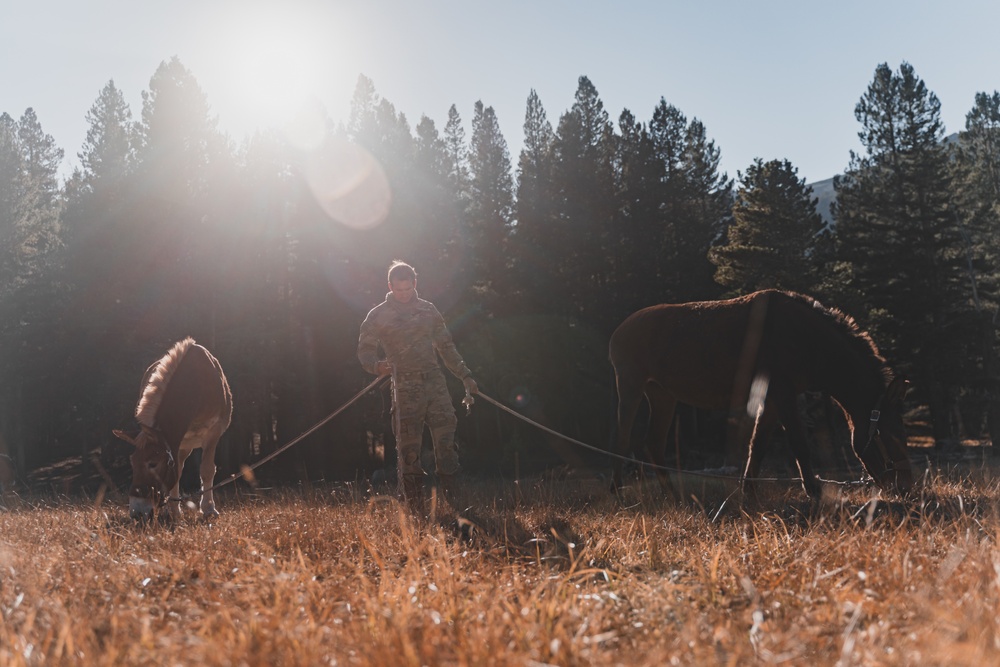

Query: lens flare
747,373,769,417
302,136,392,229
510,386,532,409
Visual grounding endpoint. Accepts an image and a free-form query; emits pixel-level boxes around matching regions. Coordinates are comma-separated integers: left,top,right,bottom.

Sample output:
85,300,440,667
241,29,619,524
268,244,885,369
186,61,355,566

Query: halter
162,440,175,467
140,426,175,467
860,393,909,475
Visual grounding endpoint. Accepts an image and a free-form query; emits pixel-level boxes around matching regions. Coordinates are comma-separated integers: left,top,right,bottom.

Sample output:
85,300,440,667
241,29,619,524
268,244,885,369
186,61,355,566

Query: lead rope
168,375,389,503
169,378,855,506
475,390,865,487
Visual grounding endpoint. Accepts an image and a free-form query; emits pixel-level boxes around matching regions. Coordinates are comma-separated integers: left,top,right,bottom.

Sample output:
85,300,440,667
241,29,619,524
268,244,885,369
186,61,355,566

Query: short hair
387,260,416,284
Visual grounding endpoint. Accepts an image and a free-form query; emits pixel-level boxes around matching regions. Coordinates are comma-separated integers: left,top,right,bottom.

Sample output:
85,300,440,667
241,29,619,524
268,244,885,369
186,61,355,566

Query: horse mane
777,290,893,384
135,337,197,429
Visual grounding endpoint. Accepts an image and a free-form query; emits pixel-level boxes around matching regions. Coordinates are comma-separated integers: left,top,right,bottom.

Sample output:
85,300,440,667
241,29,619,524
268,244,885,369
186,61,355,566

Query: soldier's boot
401,474,425,518
437,473,481,541
437,473,468,513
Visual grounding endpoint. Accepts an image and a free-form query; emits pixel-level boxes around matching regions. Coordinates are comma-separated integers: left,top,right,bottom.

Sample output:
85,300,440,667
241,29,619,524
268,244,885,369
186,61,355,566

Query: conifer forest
2,59,1000,490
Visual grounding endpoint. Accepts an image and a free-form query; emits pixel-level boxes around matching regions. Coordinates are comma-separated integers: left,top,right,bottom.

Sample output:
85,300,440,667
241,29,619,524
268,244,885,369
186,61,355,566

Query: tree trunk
981,314,1000,455
927,382,954,446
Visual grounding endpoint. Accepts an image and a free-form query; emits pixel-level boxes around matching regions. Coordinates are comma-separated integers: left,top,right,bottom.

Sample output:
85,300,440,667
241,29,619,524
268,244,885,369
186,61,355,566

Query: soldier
357,260,478,515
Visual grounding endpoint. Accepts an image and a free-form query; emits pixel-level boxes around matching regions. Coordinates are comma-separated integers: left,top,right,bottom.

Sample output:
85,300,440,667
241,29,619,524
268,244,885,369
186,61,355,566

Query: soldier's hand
375,361,391,377
463,376,479,395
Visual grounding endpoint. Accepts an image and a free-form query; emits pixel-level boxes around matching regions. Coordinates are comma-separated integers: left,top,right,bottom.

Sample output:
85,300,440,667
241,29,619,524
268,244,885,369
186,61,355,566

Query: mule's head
854,377,914,494
113,426,178,521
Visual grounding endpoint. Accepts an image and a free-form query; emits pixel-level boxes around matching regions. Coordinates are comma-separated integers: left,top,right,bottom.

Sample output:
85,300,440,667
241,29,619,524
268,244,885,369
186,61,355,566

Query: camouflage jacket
357,292,472,379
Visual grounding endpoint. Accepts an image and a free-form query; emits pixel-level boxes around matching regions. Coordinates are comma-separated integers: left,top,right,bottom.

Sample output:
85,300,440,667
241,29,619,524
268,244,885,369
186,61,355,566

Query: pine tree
955,92,1000,292
347,75,414,174
63,80,137,260
56,81,142,477
611,108,662,317
17,109,63,210
672,118,732,301
412,113,464,289
650,99,687,185
0,109,63,291
550,76,616,327
962,92,1000,202
136,57,221,202
645,99,689,301
466,100,514,302
343,75,428,285
833,62,967,441
0,109,66,474
512,89,556,309
133,59,228,334
415,115,448,183
952,91,1000,442
710,158,824,295
76,80,135,195
12,108,67,394
443,104,469,198
347,74,379,139
0,113,24,286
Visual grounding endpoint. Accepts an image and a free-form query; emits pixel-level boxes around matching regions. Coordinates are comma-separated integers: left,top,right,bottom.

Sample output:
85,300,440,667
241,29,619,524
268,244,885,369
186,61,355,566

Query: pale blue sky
4,0,999,184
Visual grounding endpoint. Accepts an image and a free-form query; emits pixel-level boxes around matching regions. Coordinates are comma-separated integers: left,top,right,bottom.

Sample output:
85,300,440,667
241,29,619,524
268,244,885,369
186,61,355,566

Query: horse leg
775,395,822,500
742,400,778,501
167,448,192,522
199,429,223,519
611,372,645,492
644,384,679,500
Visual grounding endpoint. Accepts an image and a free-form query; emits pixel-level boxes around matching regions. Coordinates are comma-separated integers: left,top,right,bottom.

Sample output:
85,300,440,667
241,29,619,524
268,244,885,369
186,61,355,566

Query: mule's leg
742,400,778,501
774,394,822,499
199,431,222,518
611,371,645,492
167,449,192,521
644,384,679,500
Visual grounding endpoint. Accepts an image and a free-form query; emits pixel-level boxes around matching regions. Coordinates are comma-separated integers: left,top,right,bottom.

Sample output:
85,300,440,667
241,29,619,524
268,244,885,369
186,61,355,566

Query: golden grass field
2,461,1000,666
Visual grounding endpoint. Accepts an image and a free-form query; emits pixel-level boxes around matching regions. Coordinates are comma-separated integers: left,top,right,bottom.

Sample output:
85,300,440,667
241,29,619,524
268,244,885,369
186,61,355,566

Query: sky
4,0,1000,186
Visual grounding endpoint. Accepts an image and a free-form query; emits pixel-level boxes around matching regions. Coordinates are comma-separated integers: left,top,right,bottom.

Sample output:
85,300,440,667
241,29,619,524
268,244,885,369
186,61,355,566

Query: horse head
113,426,178,521
855,377,914,494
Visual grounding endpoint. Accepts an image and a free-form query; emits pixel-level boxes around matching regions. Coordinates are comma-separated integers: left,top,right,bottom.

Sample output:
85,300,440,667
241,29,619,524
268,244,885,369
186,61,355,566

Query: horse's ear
886,377,910,405
112,429,137,449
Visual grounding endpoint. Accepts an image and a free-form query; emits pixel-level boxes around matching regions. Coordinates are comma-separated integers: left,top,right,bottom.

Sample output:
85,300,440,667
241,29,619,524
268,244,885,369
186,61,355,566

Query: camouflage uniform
357,291,471,488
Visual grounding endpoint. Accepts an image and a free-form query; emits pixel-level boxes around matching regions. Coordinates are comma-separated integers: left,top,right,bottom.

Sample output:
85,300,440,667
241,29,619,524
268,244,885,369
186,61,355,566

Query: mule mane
135,337,196,428
778,291,892,384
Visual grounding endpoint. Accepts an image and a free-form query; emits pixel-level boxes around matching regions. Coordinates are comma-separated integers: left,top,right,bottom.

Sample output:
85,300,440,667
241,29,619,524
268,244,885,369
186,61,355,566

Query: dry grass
2,466,1000,666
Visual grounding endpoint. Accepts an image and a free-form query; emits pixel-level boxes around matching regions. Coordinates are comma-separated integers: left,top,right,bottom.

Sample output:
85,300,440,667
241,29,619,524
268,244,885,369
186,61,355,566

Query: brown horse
114,338,232,521
609,290,914,500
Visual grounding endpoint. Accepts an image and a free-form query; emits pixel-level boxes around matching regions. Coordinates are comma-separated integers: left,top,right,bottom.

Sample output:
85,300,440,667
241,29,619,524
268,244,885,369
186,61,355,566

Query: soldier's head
387,260,417,303
388,260,416,283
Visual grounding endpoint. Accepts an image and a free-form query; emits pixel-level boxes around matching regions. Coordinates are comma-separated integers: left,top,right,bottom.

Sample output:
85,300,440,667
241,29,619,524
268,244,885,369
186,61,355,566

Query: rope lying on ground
475,390,864,487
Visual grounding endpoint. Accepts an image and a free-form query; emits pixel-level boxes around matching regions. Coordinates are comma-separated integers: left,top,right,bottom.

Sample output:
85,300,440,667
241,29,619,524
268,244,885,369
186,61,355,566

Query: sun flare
214,7,339,149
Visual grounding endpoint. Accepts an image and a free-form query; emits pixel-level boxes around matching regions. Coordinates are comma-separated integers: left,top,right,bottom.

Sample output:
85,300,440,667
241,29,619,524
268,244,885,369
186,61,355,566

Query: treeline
1,58,999,486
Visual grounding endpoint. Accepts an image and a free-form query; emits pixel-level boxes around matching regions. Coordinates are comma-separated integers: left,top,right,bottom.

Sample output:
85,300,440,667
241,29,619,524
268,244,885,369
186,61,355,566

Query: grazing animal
608,290,914,500
114,338,232,521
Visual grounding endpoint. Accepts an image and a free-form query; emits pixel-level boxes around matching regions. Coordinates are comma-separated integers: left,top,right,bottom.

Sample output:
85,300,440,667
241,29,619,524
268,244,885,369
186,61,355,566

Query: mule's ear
112,429,137,448
886,377,910,404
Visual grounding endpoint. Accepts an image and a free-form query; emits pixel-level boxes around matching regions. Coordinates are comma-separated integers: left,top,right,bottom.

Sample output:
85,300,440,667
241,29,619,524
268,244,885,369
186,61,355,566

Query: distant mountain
809,176,836,227
806,132,960,228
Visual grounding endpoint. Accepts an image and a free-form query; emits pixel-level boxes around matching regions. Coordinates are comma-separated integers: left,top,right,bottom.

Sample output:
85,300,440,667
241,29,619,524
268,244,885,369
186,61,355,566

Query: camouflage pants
392,369,459,481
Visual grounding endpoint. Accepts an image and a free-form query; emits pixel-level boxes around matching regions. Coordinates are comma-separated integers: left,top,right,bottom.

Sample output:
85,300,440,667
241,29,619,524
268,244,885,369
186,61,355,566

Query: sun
213,6,339,149
205,5,390,228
